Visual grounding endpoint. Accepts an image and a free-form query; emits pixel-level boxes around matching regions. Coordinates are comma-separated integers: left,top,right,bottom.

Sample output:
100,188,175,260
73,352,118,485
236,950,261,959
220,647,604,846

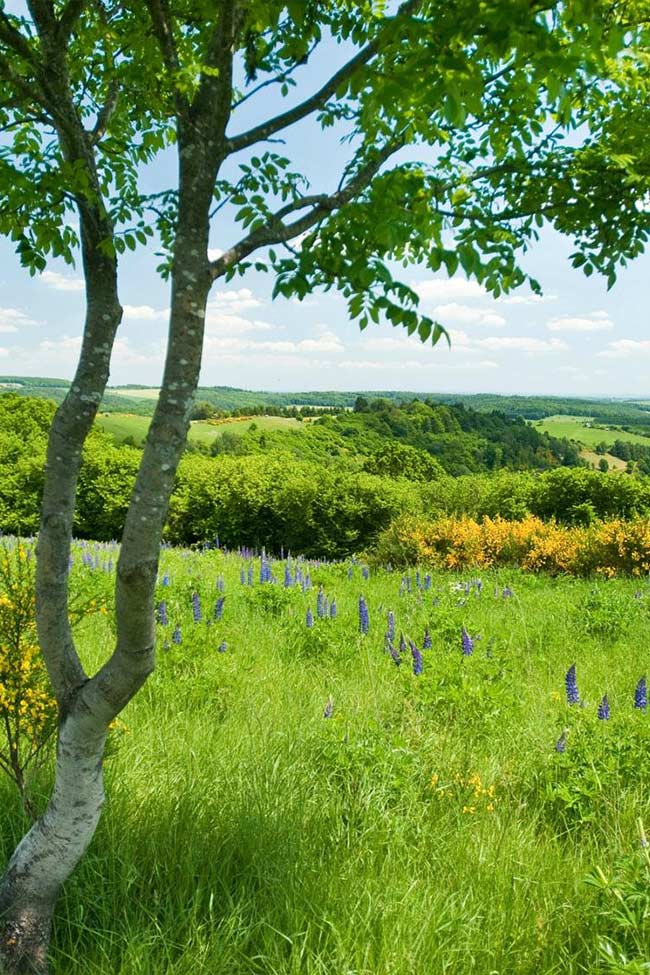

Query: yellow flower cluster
0,545,57,784
381,515,650,576
430,771,497,814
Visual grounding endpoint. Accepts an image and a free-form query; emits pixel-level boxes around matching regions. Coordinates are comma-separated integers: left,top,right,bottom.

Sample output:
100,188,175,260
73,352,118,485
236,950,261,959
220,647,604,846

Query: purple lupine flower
157,601,168,626
424,574,432,591
323,696,334,719
214,596,225,621
635,676,648,711
305,572,312,590
410,642,423,676
284,564,293,588
260,559,272,584
406,576,412,593
597,694,610,720
399,632,407,653
323,596,329,617
172,625,182,645
502,587,513,599
475,579,483,594
348,566,353,580
565,664,580,705
415,570,421,589
358,596,369,635
362,566,369,580
387,611,395,642
247,565,254,586
388,641,401,666
192,592,202,622
555,729,568,753
216,576,225,592
317,587,326,618
423,627,432,650
461,626,474,657
329,599,337,619
218,640,227,653
306,607,314,629
240,568,246,584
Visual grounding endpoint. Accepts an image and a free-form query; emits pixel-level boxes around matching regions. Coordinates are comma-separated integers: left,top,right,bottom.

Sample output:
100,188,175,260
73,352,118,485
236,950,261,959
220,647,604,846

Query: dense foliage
5,394,650,559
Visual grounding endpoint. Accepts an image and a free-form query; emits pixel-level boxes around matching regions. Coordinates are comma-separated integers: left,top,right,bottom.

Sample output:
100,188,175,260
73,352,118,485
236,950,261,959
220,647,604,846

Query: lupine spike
218,640,227,653
157,601,168,626
317,587,326,618
172,625,182,645
597,694,610,720
323,696,334,719
240,568,246,584
387,611,395,642
635,676,648,710
555,729,568,753
399,632,406,653
214,596,225,621
388,641,401,666
306,607,314,629
565,664,580,705
192,592,202,622
216,575,225,592
423,627,432,650
358,595,369,635
461,626,474,657
410,642,423,676
329,600,337,619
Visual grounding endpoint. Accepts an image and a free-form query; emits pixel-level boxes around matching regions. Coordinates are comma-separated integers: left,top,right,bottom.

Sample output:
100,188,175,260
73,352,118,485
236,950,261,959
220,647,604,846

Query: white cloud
476,336,568,353
40,270,84,292
499,293,557,305
297,331,344,353
205,310,275,335
123,305,169,321
0,307,40,330
433,302,506,328
0,347,7,358
413,277,486,302
207,248,223,262
39,335,83,354
547,314,613,333
210,288,262,312
598,339,650,359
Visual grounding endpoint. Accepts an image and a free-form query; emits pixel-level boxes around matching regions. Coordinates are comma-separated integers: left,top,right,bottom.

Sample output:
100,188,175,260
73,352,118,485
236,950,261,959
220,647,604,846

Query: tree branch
226,0,421,154
210,140,402,279
89,79,119,144
58,0,87,41
0,11,38,65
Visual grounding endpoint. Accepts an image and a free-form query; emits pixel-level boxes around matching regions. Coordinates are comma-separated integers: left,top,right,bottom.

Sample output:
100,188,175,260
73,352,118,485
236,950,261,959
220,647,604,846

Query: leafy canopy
0,0,648,343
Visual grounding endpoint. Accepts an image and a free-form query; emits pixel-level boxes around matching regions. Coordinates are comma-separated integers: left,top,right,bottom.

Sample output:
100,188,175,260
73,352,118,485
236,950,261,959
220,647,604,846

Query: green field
97,412,304,444
533,414,650,447
3,544,650,974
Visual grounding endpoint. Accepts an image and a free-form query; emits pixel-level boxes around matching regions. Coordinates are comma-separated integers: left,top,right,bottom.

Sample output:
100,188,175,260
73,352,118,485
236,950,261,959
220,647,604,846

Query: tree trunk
0,710,107,974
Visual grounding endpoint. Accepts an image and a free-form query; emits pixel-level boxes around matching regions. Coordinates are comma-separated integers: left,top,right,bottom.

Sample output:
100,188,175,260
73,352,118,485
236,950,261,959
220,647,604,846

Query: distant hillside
4,375,650,427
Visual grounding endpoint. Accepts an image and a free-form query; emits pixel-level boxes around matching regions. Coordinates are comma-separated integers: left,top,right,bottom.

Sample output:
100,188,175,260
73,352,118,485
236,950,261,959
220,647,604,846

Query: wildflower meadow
1,536,650,974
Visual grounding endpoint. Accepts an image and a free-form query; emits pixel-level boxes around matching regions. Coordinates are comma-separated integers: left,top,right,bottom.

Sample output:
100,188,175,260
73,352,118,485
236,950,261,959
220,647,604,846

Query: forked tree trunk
0,716,107,975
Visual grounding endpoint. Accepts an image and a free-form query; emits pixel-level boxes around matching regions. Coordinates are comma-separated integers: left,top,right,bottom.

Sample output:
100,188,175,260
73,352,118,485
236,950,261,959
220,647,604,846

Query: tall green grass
2,550,650,974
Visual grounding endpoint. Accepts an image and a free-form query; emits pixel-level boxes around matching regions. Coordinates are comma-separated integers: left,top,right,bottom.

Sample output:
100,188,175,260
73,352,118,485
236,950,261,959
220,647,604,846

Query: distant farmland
97,413,305,444
532,414,650,447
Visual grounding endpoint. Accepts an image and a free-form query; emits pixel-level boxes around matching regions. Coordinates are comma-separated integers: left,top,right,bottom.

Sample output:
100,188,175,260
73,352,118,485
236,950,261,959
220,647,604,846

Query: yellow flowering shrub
431,770,498,814
374,514,650,577
0,542,57,809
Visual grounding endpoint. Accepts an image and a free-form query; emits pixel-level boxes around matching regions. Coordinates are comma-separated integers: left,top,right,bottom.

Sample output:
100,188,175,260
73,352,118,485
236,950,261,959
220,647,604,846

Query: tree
0,1,648,971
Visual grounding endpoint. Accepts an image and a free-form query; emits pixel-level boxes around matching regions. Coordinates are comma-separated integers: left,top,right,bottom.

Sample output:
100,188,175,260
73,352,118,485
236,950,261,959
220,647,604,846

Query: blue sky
1,13,649,396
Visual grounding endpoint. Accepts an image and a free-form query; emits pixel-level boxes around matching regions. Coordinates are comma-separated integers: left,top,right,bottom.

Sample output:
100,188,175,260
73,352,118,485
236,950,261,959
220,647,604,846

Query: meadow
96,413,304,446
2,540,650,974
532,416,650,448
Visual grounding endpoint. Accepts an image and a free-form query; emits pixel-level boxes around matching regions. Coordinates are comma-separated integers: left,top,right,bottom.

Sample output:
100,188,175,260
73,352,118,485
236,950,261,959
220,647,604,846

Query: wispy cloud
477,336,568,353
433,302,506,328
547,313,613,333
123,305,169,321
40,270,84,292
598,339,650,359
413,277,486,302
210,288,263,312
